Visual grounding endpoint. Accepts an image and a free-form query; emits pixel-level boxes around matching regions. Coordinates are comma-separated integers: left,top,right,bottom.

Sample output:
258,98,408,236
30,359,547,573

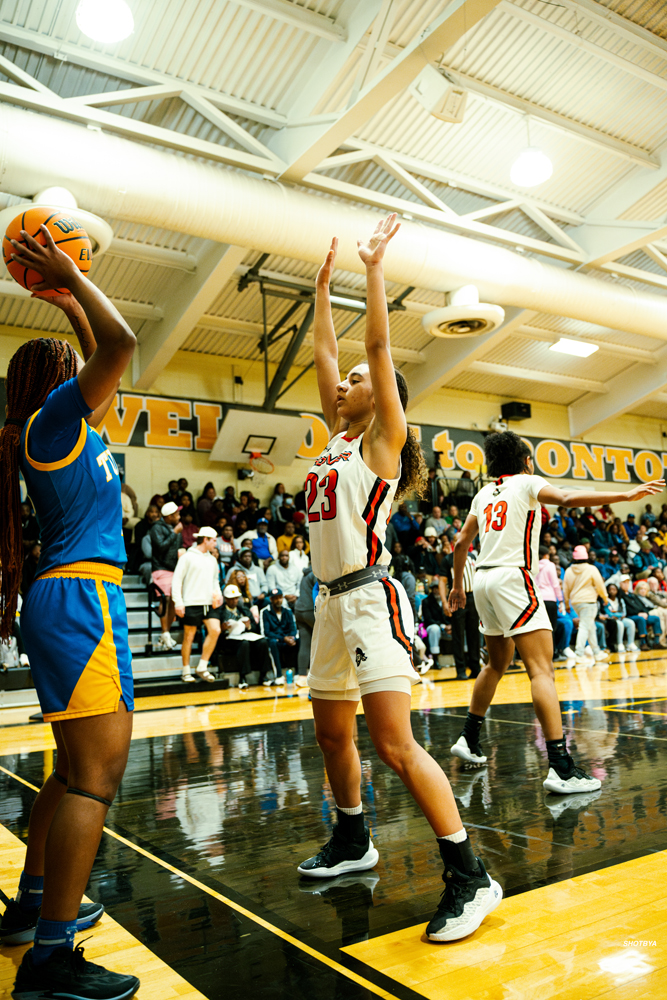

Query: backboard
209,408,307,466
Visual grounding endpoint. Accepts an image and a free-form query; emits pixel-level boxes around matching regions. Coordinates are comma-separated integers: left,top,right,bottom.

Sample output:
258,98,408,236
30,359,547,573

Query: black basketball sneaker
426,859,502,942
13,944,139,1000
297,824,379,878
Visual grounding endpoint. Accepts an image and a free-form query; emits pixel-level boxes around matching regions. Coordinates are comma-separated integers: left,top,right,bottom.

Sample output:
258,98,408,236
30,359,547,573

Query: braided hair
0,338,78,638
394,369,427,501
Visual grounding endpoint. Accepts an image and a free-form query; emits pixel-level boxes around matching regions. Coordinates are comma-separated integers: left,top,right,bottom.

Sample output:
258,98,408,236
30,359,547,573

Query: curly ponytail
394,369,427,501
0,338,78,638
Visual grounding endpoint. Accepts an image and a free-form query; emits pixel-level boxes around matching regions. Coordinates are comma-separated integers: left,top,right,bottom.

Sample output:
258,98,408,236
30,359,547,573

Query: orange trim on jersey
362,477,390,566
523,509,536,570
381,578,413,661
25,412,88,471
510,569,540,631
36,561,123,586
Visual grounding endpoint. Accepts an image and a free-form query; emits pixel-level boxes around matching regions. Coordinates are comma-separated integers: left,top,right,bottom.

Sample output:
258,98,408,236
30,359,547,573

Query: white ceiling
1,0,667,432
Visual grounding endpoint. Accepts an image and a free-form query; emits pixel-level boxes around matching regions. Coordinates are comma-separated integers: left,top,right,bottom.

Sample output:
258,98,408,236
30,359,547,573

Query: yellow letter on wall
194,403,222,451
98,394,144,445
604,447,633,482
571,443,605,480
144,398,192,450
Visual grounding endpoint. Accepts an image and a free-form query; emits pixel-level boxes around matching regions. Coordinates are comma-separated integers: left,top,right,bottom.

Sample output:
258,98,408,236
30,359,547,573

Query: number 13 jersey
471,473,549,572
307,431,399,582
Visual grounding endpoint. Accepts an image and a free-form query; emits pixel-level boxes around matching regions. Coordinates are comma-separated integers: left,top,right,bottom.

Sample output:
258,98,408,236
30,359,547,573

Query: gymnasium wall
1,323,666,518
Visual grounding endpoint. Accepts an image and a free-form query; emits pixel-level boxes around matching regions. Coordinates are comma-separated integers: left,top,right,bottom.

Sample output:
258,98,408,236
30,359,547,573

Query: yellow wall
2,323,666,519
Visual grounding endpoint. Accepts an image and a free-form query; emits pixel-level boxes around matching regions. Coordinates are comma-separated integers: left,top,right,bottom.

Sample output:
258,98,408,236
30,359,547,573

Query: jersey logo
313,450,352,467
96,449,120,482
355,647,367,666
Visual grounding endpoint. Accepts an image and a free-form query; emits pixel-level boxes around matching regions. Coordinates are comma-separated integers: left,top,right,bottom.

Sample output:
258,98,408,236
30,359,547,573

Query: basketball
2,206,92,296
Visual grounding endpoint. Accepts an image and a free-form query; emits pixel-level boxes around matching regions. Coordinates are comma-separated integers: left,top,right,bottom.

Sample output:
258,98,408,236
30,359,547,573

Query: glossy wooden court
1,652,666,1000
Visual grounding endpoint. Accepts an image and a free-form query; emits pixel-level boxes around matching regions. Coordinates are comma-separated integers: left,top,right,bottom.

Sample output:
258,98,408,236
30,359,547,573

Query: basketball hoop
249,451,275,475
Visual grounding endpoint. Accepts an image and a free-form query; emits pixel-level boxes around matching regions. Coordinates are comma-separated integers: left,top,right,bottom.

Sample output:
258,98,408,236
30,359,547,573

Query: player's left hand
174,606,185,618
627,480,666,501
357,213,400,267
212,596,222,609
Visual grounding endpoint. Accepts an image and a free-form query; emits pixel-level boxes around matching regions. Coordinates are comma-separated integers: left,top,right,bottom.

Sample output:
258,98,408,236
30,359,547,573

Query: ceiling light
76,0,134,44
550,338,599,358
330,294,366,311
510,147,553,187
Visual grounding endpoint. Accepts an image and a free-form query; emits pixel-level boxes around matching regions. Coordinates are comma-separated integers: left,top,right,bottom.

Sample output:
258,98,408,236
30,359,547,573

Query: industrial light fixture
76,0,134,43
549,338,599,358
510,118,553,188
330,294,366,311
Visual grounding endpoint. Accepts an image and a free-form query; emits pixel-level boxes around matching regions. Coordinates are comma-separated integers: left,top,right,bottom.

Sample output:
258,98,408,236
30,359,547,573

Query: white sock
162,631,171,640
197,660,209,672
182,665,192,675
438,828,467,843
336,803,363,815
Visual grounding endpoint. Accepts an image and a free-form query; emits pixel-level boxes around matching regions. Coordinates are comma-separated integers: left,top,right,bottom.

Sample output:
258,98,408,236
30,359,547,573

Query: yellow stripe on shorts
36,561,123,586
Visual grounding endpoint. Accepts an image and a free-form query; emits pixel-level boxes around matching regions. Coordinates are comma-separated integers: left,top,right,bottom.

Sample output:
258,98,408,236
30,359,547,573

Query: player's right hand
174,606,185,618
10,225,79,292
448,586,467,612
316,237,338,287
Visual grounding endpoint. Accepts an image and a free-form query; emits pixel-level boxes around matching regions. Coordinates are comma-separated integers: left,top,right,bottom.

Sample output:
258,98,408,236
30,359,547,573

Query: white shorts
308,577,420,701
473,567,552,638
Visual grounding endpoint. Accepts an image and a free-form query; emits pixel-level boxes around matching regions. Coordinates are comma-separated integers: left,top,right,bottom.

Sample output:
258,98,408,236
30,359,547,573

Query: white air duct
0,104,666,340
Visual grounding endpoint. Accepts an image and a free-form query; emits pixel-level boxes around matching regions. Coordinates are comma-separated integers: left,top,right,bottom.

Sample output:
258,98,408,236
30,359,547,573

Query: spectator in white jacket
172,526,223,684
266,549,302,609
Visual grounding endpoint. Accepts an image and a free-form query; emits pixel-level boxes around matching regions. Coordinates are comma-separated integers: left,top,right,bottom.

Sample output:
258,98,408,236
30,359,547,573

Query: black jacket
622,589,651,617
260,603,298,642
150,520,181,572
421,594,448,628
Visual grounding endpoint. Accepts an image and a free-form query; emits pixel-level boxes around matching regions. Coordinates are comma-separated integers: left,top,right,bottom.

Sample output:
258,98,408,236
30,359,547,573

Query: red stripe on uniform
510,569,540,630
381,579,413,658
363,479,389,567
524,510,535,571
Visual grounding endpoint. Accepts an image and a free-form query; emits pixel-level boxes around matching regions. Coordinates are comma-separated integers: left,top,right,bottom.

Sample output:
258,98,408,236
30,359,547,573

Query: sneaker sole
543,776,602,794
450,744,487,765
12,982,139,1000
426,879,503,942
297,846,379,879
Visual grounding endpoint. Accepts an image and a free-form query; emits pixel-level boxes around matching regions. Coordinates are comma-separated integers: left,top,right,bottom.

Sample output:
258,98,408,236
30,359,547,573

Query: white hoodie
172,546,222,608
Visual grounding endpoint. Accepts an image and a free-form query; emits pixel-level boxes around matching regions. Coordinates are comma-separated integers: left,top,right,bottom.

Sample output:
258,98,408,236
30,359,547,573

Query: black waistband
320,565,389,596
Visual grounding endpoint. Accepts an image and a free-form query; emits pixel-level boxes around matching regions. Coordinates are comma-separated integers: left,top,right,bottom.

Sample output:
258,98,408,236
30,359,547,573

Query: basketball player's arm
449,514,478,611
314,238,345,434
537,480,665,507
40,293,119,428
358,215,406,472
9,225,135,410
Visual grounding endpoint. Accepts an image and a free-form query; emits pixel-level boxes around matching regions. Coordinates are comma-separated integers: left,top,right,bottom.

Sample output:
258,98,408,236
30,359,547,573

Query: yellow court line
604,708,667,717
0,766,398,1000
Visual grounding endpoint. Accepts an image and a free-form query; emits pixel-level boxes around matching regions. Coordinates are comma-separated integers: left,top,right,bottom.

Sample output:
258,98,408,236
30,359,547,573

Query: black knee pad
66,787,113,808
52,770,68,786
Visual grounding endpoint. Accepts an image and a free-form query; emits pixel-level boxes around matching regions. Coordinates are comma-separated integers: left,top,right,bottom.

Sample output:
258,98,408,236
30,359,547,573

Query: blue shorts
21,562,134,722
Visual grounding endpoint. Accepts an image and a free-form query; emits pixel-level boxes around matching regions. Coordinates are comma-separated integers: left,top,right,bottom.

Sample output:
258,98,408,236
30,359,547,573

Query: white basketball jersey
307,431,398,582
471,473,549,572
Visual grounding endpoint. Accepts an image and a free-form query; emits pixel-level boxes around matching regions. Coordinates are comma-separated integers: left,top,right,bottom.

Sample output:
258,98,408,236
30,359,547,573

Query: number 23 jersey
306,431,399,582
471,474,549,572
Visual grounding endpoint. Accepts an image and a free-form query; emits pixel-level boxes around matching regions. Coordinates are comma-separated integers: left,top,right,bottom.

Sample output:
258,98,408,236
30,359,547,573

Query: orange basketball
2,206,92,296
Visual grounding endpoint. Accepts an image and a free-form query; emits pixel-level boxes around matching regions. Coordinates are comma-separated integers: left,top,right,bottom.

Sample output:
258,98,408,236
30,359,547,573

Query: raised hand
316,236,338,287
10,225,79,293
357,213,400,267
628,480,666,501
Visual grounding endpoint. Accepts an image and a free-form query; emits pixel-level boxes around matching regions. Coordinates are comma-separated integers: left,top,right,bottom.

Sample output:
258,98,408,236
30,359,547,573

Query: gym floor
1,655,666,1000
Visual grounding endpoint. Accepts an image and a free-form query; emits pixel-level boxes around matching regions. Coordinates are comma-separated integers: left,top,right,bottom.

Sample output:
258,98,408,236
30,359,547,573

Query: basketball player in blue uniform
0,225,140,999
297,216,502,943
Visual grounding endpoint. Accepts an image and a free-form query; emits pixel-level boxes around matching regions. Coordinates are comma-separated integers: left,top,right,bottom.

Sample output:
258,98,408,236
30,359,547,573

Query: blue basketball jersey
19,378,126,574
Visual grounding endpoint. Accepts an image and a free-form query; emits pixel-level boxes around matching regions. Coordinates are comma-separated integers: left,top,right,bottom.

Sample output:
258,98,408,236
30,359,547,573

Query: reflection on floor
0,649,666,1000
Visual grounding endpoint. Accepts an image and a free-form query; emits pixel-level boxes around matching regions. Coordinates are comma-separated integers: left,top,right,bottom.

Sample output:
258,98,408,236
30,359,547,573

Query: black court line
0,765,431,1000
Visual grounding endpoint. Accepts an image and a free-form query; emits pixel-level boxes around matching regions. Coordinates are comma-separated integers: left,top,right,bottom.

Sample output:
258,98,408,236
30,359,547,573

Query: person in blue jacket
260,587,300,682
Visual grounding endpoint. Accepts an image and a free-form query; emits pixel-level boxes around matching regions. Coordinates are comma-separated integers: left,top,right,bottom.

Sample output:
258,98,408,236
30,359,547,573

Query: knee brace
66,787,113,808
52,770,68,786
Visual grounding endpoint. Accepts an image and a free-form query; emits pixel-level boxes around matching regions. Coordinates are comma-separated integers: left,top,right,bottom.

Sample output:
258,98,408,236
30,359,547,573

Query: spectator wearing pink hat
563,545,608,663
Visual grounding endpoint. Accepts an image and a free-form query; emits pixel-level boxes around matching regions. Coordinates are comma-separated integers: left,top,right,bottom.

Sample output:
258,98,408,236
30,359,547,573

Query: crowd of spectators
17,468,667,685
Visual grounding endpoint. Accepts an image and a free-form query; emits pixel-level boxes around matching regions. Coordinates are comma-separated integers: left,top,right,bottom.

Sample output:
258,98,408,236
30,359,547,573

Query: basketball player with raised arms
297,214,502,943
450,430,664,794
0,226,140,999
